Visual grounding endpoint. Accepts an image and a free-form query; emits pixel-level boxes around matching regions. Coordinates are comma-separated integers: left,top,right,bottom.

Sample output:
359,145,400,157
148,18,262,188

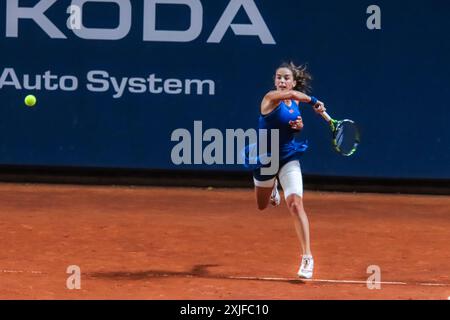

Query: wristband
309,96,318,106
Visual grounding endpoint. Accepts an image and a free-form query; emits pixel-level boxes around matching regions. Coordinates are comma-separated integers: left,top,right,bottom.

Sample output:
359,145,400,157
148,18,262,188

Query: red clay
0,183,449,299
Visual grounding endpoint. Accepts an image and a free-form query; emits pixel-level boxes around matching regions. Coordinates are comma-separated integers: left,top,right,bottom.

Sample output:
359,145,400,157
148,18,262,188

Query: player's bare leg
255,186,273,210
286,194,314,278
286,194,311,254
254,180,280,210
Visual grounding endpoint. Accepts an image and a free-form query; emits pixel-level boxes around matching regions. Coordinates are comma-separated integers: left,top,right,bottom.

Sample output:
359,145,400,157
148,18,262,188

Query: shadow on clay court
86,264,306,285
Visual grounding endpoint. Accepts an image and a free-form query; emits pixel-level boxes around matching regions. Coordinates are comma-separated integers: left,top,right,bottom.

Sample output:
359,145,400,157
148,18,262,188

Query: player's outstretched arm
261,90,316,114
265,90,312,104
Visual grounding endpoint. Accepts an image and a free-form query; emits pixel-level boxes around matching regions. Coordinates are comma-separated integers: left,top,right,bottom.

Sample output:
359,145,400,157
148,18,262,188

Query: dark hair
277,62,312,93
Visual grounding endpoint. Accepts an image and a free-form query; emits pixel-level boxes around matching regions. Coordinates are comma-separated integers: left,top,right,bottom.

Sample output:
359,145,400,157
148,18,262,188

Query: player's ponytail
279,62,312,93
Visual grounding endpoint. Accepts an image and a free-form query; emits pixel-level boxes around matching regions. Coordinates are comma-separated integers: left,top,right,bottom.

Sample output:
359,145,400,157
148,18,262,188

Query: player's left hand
289,116,304,131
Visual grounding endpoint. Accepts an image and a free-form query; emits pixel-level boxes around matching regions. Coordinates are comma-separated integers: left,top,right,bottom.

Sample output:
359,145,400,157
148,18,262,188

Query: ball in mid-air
24,95,37,107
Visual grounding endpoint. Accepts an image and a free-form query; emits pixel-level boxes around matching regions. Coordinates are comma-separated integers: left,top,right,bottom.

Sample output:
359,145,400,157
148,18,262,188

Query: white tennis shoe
297,255,314,279
269,180,280,207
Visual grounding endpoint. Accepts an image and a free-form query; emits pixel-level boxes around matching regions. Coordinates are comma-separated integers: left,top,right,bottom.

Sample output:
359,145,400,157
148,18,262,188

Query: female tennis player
252,62,325,279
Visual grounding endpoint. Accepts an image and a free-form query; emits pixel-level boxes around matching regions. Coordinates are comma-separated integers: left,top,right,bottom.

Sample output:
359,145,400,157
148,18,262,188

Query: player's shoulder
261,90,279,105
261,92,281,115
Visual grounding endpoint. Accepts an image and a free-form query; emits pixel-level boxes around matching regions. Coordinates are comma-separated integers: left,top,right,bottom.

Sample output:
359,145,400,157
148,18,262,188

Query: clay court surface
0,182,448,300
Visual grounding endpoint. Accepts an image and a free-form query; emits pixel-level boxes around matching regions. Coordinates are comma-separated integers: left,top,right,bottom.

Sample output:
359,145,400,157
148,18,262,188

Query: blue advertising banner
0,0,449,179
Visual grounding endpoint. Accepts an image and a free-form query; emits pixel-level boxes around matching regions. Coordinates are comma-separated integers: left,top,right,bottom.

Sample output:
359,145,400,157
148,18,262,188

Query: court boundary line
226,276,450,287
1,269,44,274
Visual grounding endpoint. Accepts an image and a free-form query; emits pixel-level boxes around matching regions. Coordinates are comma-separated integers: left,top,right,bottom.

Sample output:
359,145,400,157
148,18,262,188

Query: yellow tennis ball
24,95,37,107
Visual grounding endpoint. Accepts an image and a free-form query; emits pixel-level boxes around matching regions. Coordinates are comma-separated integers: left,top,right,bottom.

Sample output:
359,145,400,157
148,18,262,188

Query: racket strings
333,120,359,156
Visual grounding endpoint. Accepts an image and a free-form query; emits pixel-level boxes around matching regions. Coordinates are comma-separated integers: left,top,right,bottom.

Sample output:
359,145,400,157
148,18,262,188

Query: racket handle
319,111,332,122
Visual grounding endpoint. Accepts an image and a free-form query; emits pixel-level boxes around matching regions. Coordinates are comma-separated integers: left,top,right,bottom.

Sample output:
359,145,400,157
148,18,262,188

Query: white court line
226,275,450,287
1,269,44,274
227,275,405,285
302,278,407,285
419,283,450,287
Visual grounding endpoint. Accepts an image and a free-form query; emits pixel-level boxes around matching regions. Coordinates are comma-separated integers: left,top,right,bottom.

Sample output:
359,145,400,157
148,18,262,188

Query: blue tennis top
242,100,308,169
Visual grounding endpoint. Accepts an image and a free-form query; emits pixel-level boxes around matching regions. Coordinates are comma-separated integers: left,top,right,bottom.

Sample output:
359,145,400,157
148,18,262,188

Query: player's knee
287,196,304,214
289,203,302,215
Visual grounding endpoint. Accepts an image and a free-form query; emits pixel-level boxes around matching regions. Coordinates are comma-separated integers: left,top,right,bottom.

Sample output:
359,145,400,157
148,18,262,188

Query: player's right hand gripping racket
318,110,360,156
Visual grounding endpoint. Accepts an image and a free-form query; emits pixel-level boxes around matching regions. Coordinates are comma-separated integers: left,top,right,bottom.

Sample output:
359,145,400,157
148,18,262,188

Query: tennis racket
318,110,360,156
